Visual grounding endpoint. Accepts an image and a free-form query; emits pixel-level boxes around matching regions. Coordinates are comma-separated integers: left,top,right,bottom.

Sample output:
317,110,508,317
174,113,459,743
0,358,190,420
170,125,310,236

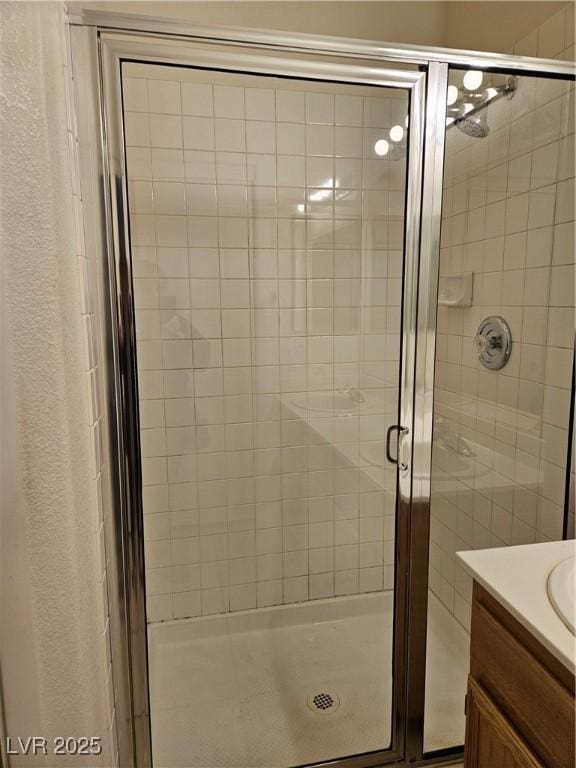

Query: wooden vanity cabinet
464,582,575,768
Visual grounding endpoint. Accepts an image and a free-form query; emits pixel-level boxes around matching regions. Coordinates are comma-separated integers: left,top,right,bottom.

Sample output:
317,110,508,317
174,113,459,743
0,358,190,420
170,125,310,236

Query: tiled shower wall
123,64,408,621
430,59,575,627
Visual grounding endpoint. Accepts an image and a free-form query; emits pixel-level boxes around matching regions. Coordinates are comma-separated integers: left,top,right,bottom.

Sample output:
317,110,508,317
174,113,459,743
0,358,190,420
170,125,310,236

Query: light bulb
463,70,483,91
389,125,404,142
447,85,458,105
374,139,389,157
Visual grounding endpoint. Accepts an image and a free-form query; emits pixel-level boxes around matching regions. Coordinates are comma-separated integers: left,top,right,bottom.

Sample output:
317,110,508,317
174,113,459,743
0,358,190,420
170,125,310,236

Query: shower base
148,592,469,767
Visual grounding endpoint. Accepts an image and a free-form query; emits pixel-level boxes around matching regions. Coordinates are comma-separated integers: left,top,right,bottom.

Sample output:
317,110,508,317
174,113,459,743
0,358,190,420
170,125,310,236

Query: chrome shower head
449,75,518,139
456,110,489,138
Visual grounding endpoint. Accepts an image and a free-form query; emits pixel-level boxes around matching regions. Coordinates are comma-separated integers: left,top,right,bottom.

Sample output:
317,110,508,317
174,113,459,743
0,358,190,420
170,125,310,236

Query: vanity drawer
470,583,575,768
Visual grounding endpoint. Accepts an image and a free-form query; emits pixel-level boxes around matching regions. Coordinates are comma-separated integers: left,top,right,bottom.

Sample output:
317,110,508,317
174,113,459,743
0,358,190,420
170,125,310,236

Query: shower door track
68,12,575,768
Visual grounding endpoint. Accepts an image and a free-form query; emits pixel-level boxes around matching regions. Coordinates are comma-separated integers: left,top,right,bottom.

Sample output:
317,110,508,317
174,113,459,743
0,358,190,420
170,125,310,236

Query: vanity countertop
457,540,576,674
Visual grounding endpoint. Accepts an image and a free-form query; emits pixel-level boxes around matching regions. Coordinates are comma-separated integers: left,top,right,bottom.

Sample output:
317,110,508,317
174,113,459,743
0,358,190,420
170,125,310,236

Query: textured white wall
0,2,114,764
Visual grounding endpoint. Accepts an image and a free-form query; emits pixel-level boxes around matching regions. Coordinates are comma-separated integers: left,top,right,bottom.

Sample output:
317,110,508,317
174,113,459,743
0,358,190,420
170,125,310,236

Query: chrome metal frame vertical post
391,67,426,761
404,61,448,762
69,22,145,768
98,32,153,768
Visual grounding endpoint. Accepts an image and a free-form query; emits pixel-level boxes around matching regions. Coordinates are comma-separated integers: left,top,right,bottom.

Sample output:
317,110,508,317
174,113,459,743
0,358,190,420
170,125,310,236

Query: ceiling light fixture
447,85,459,105
374,138,389,156
463,70,483,91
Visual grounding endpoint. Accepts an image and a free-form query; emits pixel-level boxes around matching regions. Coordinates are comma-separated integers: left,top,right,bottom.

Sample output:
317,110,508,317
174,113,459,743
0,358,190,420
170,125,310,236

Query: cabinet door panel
465,678,543,768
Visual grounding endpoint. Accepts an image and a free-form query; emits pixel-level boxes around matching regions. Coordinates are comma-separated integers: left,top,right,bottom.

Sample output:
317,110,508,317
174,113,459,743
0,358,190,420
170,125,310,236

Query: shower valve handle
386,425,409,472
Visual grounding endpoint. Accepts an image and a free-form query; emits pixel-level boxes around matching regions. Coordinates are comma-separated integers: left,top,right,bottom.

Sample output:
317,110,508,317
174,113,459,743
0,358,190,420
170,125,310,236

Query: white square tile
194,368,223,397
123,78,148,112
173,590,202,619
221,279,250,308
217,185,247,217
148,80,181,115
245,88,275,120
149,114,183,149
124,112,150,147
184,150,216,183
215,118,246,152
193,339,223,368
306,157,334,187
131,215,155,247
335,94,364,126
181,83,213,117
196,397,226,426
154,182,186,215
216,152,247,184
214,85,245,118
528,185,556,229
152,149,185,180
219,217,249,248
187,217,218,248
185,184,217,216
275,91,305,123
129,181,154,214
165,398,195,428
163,370,194,398
188,248,219,278
161,340,193,369
219,248,249,278
126,147,152,179
183,117,215,151
155,215,187,247
160,308,191,339
246,154,276,186
335,126,363,158
306,92,334,124
306,124,334,156
229,583,256,611
277,155,305,187
190,278,220,308
246,121,276,154
276,123,305,155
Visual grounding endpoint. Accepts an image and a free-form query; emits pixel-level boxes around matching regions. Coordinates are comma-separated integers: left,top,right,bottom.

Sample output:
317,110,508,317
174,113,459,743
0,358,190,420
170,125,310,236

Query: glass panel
424,67,575,752
122,61,410,767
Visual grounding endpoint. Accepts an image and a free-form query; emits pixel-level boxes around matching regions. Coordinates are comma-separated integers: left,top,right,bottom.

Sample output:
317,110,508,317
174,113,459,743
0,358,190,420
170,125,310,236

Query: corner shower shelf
438,272,473,307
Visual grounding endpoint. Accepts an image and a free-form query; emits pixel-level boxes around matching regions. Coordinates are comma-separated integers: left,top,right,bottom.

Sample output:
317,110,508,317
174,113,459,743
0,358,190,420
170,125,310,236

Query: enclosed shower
69,11,575,768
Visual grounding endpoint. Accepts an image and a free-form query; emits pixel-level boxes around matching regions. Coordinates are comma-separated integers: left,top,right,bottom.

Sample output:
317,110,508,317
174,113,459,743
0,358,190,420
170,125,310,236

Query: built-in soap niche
438,272,473,307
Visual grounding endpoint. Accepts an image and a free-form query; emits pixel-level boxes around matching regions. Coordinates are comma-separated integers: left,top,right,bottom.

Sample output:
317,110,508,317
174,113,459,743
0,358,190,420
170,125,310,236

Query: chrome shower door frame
69,11,576,768
97,30,429,768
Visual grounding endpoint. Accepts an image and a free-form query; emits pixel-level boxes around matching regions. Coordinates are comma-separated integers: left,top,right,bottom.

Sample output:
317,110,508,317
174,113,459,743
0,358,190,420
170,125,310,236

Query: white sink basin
547,557,575,635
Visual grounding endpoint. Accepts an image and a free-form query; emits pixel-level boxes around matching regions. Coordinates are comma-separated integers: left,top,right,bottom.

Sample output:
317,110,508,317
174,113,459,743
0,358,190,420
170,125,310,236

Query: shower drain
307,690,340,714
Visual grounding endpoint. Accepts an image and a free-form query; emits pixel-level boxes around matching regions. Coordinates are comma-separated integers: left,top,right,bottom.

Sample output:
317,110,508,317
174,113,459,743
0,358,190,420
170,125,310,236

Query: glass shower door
122,58,415,767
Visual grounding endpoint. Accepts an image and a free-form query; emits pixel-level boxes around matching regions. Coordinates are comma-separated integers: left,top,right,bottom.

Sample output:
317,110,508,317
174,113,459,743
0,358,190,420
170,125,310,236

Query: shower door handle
386,425,409,471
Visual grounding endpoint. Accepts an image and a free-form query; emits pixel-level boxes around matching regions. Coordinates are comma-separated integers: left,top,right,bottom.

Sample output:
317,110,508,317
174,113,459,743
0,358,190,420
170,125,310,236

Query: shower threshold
147,591,469,767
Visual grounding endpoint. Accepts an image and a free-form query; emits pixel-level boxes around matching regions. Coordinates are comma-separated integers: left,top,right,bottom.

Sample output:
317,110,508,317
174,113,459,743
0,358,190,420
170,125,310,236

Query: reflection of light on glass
446,117,455,126
309,188,332,202
404,115,409,127
389,125,404,142
463,103,474,114
463,70,483,91
486,87,498,99
447,85,458,105
374,139,389,156
297,203,305,214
